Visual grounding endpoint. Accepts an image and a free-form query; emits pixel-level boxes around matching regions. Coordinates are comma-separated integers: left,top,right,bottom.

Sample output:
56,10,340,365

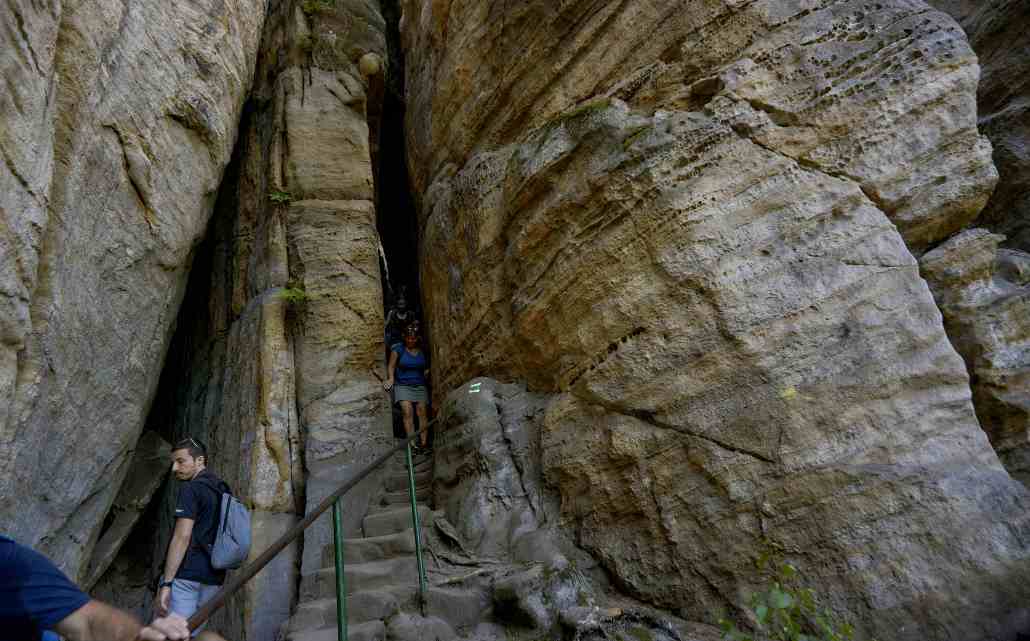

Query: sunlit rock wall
0,0,266,577
402,2,1030,638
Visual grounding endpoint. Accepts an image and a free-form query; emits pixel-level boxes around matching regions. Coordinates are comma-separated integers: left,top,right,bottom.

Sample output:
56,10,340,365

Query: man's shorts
169,578,221,636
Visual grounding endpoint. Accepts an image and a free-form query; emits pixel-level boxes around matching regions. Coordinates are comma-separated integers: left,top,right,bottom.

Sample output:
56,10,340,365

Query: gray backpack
198,477,252,569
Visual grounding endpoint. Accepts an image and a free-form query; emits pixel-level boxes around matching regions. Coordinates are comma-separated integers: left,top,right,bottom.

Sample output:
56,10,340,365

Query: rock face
432,377,724,641
0,0,266,577
926,0,1030,251
83,431,171,589
402,1,1030,638
921,230,1030,485
135,1,392,639
920,2,1030,489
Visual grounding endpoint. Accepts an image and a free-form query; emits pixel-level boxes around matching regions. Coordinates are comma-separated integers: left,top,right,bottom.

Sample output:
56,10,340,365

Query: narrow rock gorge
2,1,1030,641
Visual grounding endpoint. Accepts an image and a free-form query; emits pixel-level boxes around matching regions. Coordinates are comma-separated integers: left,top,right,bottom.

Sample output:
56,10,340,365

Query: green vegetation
279,284,309,305
561,96,613,121
300,0,334,15
269,189,293,204
719,563,861,641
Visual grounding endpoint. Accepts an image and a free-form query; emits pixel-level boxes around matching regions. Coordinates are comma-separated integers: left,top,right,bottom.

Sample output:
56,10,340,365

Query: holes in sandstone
565,327,648,389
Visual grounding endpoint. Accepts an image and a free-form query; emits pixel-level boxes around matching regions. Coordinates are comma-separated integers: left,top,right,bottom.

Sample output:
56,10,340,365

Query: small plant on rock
719,563,859,641
279,282,309,306
269,189,293,204
300,0,334,15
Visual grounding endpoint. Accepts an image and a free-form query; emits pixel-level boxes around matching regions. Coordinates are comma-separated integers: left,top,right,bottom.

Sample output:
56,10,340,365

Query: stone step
363,504,435,538
380,486,431,505
289,587,411,630
286,620,385,641
387,613,455,641
301,557,419,601
321,529,419,567
290,585,487,636
390,451,433,471
424,586,491,634
367,498,432,516
385,467,433,492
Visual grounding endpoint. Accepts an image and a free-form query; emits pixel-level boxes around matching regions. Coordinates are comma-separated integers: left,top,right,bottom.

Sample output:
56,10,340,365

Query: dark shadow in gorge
376,0,435,442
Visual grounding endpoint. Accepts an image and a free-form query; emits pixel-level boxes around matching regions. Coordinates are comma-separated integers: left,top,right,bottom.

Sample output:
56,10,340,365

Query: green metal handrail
332,500,348,641
187,421,434,637
404,442,429,613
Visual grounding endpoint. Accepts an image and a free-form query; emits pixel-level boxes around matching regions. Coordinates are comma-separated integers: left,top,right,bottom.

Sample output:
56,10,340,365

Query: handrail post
332,500,348,641
405,440,428,615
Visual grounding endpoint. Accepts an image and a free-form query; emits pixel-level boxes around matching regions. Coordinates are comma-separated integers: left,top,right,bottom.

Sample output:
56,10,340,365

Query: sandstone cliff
0,0,266,578
402,1,1030,638
3,1,1030,640
922,0,1030,489
108,1,392,638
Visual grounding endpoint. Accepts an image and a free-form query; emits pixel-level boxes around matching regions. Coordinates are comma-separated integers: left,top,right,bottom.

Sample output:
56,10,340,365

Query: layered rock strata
0,0,266,577
921,230,1030,486
131,1,392,639
927,0,1030,251
432,377,724,641
920,1,1030,488
402,1,1030,638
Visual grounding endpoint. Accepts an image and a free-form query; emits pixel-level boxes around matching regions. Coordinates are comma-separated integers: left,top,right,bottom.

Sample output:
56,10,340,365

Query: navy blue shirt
0,535,90,641
391,343,427,387
174,470,229,586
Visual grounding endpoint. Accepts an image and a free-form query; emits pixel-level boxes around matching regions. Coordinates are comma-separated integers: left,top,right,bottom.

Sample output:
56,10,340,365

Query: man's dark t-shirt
174,470,230,586
0,535,90,641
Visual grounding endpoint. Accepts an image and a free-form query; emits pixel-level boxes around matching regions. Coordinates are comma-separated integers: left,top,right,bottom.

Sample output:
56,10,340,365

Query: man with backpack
156,437,237,634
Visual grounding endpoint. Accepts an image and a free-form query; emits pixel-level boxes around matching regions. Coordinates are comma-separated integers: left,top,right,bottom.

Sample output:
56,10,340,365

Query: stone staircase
285,449,488,641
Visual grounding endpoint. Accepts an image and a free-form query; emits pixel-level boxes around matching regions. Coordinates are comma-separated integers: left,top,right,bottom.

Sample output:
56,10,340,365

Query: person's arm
53,601,138,641
156,518,194,616
55,602,191,641
384,350,399,390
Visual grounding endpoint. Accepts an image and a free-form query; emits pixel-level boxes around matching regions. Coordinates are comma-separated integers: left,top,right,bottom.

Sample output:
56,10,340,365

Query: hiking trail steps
285,450,486,641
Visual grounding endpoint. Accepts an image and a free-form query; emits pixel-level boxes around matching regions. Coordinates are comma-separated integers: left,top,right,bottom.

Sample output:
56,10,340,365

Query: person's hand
155,587,171,617
383,378,394,391
139,614,190,641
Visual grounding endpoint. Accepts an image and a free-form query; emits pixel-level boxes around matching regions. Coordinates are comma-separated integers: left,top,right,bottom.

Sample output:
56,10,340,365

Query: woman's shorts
394,384,428,404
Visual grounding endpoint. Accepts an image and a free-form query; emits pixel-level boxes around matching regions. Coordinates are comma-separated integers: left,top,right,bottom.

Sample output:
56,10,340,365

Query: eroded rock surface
403,2,1030,638
136,2,391,639
927,0,1030,251
921,230,1030,486
432,378,723,641
0,0,266,577
83,431,170,589
922,0,1030,491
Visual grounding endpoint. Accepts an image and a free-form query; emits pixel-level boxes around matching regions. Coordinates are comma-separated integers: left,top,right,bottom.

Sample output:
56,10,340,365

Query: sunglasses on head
178,436,203,452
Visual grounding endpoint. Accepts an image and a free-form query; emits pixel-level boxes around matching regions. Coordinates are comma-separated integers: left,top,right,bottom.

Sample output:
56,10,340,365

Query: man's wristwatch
159,579,174,589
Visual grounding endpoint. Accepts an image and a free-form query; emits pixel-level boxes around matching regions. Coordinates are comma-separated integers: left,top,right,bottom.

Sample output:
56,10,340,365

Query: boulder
403,2,1030,638
926,0,1030,251
921,229,1030,486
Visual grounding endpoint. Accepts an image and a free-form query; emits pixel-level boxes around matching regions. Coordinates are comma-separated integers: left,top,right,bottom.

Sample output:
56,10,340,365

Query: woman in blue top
384,323,430,452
